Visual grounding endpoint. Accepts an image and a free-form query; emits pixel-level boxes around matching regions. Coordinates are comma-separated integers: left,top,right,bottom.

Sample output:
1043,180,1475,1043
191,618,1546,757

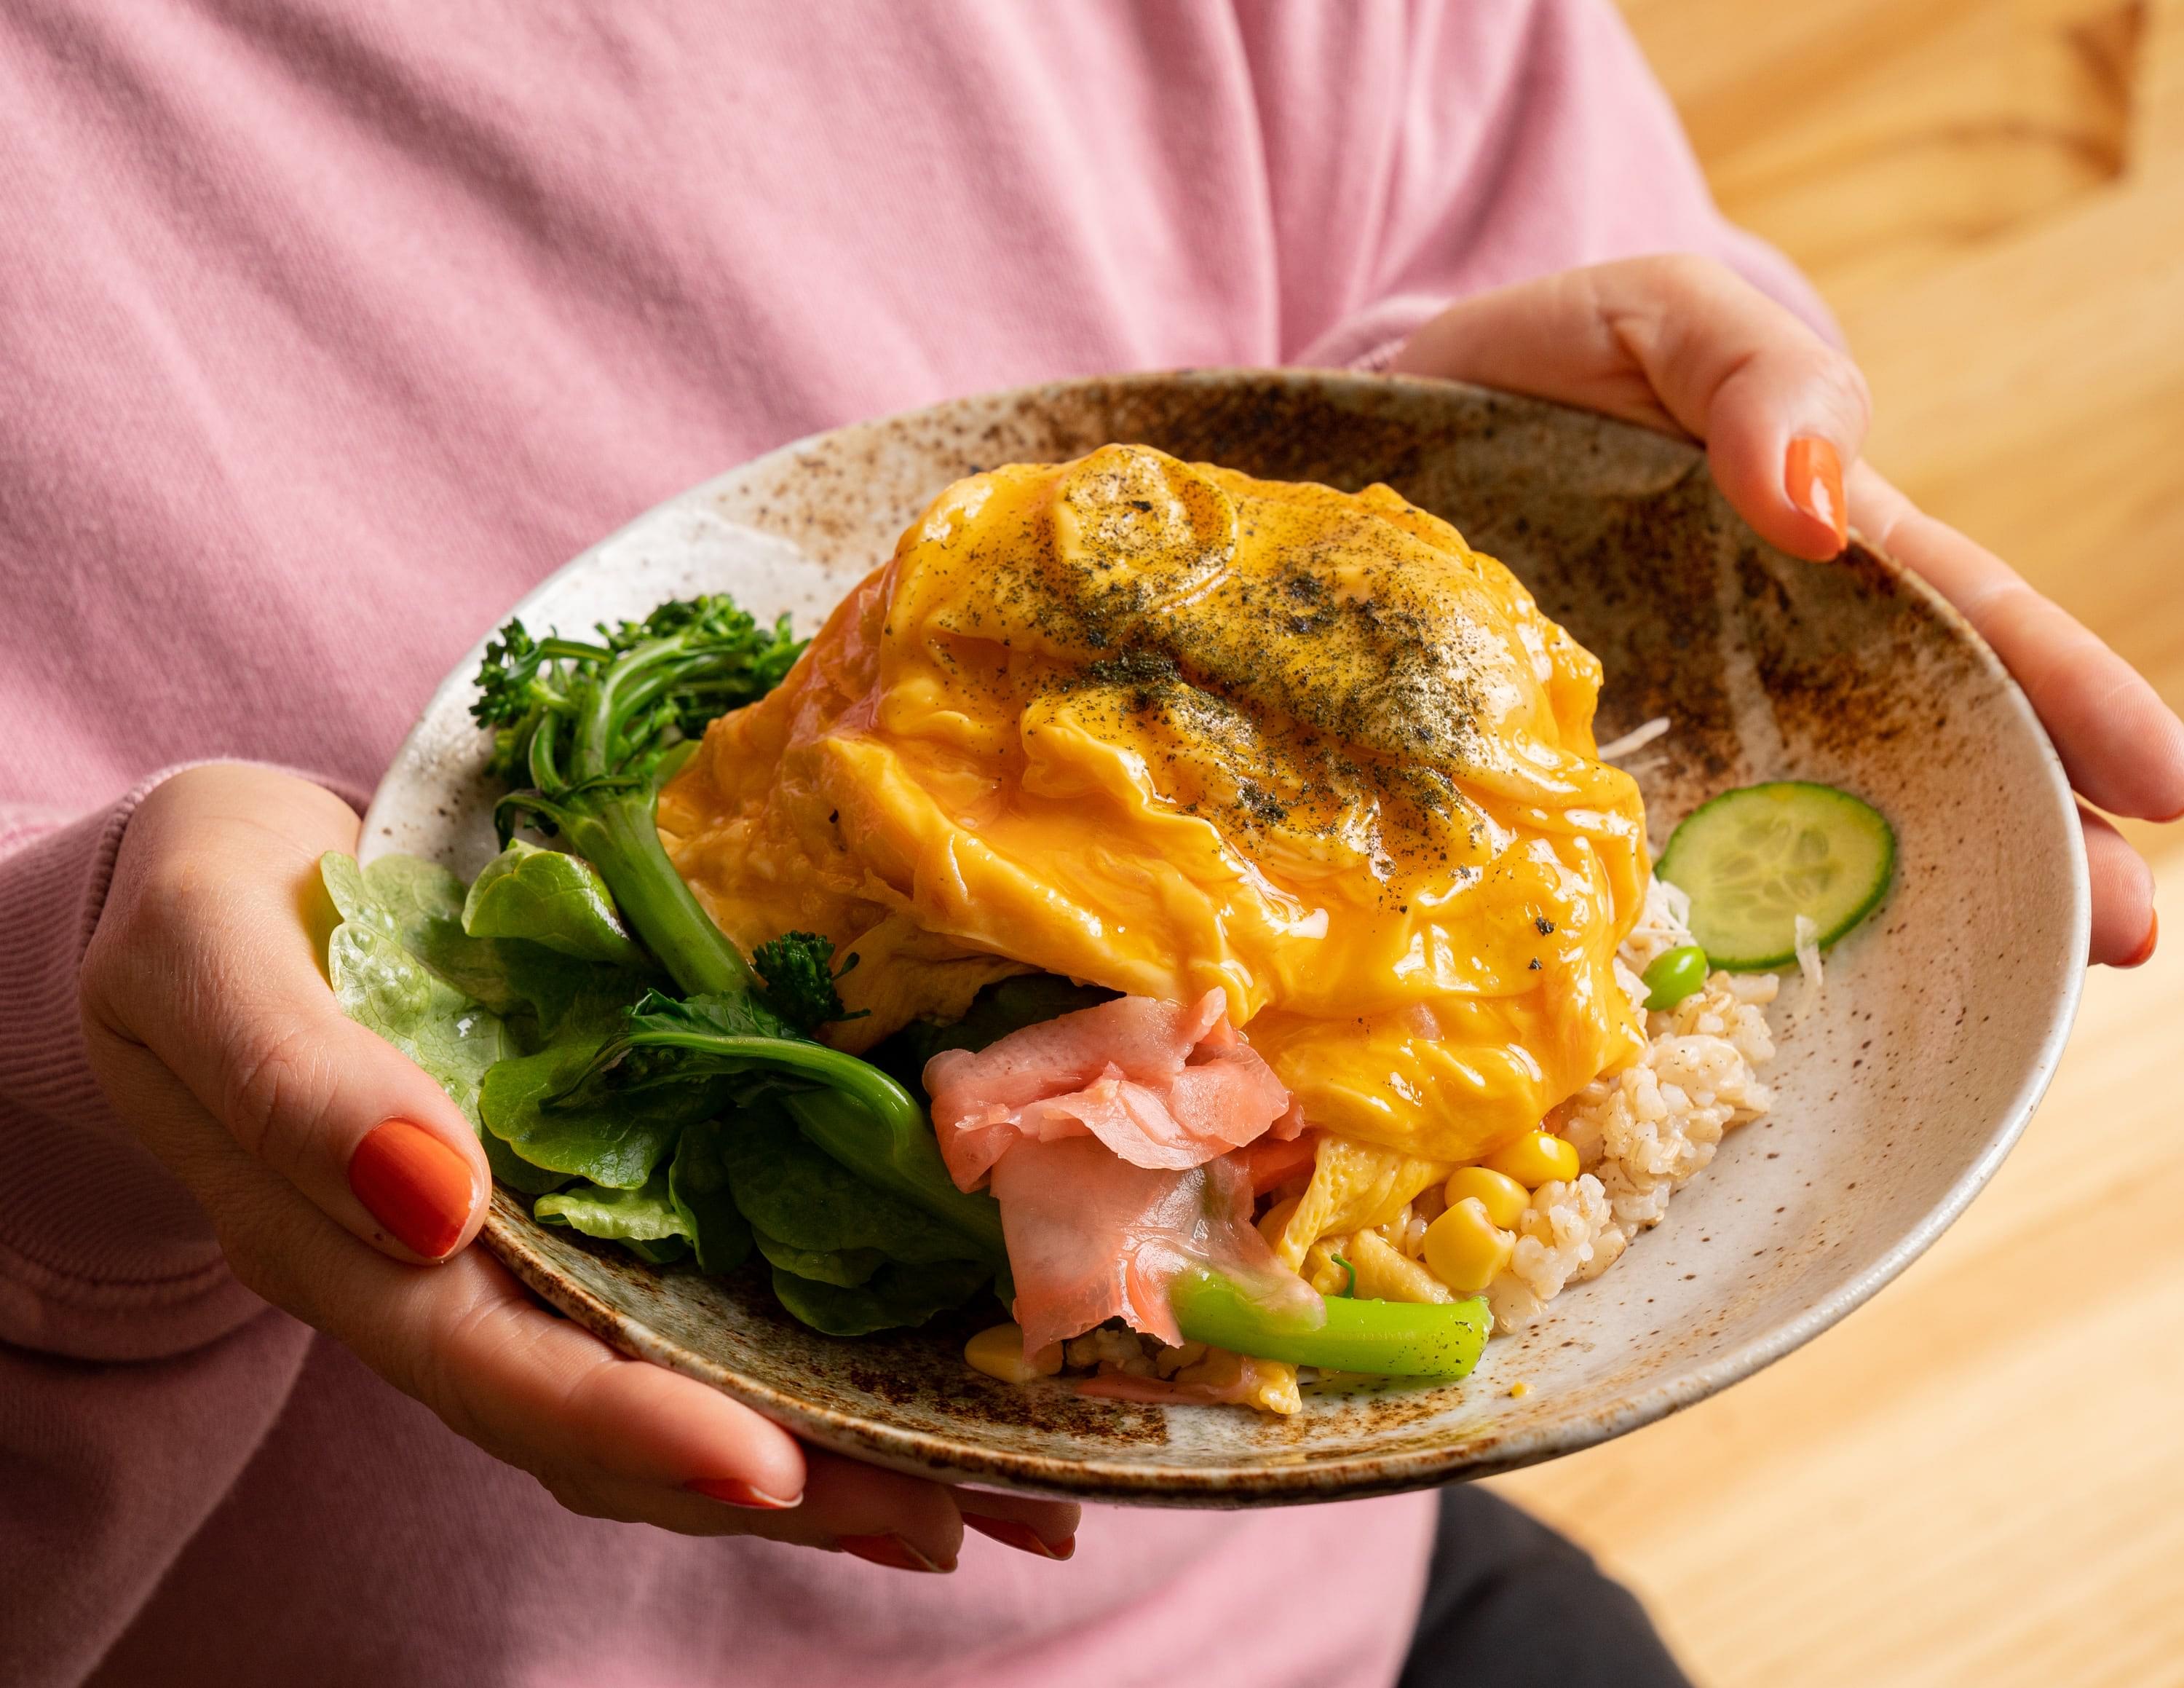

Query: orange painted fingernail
684,1477,802,1510
1785,436,1848,552
348,1119,476,1259
2120,910,2158,969
838,1533,952,1573
962,1513,1075,1560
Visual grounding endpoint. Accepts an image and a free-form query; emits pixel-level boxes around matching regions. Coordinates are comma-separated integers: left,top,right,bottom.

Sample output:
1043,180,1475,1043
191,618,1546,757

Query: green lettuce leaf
462,839,651,970
536,1168,689,1242
323,851,644,1042
769,1258,992,1338
478,1035,727,1189
325,915,505,1125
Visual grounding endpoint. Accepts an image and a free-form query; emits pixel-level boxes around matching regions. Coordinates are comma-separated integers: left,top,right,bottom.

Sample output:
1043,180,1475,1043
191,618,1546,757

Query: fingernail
838,1533,953,1574
684,1477,802,1510
2120,910,2158,969
1785,435,1848,552
962,1513,1075,1560
349,1119,476,1259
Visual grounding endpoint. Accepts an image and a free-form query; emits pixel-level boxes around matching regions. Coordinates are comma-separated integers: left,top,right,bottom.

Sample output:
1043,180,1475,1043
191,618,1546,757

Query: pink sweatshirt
0,5,1826,1684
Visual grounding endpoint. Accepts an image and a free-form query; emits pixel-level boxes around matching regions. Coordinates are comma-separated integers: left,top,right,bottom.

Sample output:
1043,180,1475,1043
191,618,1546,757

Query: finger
952,1486,1082,1560
240,1148,961,1557
1849,465,2184,823
1392,254,1870,560
135,1073,976,1557
84,765,492,1263
366,1258,965,1563
2081,808,2159,967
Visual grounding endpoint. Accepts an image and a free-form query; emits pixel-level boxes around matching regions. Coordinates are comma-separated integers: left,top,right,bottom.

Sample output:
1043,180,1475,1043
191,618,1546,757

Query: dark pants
1396,1486,1693,1688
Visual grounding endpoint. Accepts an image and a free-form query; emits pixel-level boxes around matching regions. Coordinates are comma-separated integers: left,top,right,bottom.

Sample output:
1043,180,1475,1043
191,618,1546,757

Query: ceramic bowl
363,370,2086,1504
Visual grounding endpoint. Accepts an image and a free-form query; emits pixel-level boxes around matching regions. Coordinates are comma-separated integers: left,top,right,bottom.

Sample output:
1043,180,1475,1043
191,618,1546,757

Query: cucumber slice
1655,781,1894,971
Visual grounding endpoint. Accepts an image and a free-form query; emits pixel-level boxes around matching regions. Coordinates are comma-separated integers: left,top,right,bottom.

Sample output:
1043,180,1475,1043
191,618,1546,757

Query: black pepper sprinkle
1534,916,1555,935
1528,958,1542,971
918,450,1567,878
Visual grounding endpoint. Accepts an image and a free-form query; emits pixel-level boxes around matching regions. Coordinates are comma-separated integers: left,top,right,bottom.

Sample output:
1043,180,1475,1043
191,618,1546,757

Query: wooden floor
1485,4,2184,1683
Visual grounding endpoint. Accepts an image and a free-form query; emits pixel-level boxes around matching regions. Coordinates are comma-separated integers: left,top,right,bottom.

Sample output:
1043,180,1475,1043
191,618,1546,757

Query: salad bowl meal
347,370,2086,1503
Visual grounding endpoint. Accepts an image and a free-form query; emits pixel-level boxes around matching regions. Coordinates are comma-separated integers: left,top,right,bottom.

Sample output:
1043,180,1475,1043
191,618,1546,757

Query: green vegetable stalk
472,601,1005,1277
471,596,804,998
607,993,1008,1270
1170,1268,1489,1379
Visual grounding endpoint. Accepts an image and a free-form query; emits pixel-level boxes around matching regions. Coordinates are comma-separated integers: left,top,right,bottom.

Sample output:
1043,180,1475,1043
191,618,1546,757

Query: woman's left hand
1392,256,2184,966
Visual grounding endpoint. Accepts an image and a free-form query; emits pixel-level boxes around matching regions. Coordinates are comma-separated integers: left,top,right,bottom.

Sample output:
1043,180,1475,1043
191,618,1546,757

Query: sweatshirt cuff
1299,234,1846,380
0,766,359,1360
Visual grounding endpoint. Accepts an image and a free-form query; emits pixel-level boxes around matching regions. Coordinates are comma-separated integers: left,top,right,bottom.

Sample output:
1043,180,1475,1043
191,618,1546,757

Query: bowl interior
364,371,2086,1504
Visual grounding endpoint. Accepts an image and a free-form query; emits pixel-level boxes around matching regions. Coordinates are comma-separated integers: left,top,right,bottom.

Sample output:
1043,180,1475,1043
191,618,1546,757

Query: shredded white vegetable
1595,717,1671,760
1793,913,1824,995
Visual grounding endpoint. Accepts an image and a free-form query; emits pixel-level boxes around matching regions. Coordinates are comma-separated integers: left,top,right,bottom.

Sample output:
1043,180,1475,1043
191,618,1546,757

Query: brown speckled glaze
365,371,2088,1505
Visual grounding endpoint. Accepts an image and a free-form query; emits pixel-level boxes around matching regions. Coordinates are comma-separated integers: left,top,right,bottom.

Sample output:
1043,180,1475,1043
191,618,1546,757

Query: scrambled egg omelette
658,443,1650,1167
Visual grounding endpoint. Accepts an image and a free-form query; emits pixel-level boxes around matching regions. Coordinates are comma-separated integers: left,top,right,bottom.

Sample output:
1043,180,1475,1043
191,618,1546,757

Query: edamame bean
1642,944,1709,1009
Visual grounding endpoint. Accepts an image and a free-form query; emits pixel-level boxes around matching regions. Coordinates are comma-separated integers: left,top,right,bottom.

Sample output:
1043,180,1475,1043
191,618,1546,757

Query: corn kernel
1422,1196,1516,1293
1482,1129,1580,1188
1444,1165,1531,1228
964,1322,1062,1384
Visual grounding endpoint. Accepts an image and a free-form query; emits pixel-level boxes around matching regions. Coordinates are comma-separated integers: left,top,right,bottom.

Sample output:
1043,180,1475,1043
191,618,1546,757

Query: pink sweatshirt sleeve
1233,0,1837,369
0,778,330,1687
0,778,272,1364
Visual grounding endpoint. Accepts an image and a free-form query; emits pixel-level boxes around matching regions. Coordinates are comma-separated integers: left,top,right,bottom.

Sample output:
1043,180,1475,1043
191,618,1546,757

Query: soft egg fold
658,444,1650,1163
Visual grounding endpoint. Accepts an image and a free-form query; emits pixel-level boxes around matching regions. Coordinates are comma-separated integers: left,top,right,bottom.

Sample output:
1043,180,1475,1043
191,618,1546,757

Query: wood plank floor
1484,5,2184,1682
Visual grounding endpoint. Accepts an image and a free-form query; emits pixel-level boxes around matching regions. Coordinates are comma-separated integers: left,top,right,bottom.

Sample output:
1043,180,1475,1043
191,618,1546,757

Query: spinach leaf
719,1104,984,1265
769,1258,992,1338
751,1229,887,1287
462,839,651,971
668,1117,754,1274
608,993,1008,1269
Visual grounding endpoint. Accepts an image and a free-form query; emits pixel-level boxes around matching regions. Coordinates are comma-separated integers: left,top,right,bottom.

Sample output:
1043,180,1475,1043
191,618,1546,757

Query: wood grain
1486,4,2184,1681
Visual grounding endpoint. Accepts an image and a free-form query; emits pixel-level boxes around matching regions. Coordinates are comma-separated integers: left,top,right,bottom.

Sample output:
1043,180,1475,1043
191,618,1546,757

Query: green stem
1170,1267,1489,1378
614,1025,1008,1270
565,799,756,997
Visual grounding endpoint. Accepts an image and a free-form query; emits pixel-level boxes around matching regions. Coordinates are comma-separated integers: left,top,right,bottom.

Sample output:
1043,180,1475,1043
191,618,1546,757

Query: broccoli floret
752,931,863,1036
468,595,806,995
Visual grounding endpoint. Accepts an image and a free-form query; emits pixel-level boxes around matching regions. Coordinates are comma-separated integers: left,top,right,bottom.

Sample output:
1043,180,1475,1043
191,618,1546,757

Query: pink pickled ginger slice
925,990,1298,1192
990,1137,1315,1355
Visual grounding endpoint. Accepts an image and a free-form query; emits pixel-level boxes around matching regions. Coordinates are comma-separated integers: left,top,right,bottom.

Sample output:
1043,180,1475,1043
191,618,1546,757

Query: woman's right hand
78,763,1078,1571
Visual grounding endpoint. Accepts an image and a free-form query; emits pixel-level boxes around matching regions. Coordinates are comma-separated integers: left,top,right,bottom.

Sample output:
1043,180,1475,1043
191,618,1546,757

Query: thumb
84,765,490,1264
1391,254,1872,561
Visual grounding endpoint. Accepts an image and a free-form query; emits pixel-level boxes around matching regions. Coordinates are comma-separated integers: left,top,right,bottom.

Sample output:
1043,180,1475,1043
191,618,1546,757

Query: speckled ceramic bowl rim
382,368,2089,1503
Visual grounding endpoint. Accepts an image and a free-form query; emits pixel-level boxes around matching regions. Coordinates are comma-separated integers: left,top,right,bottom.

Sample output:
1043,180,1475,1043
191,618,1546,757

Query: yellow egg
660,446,1649,1163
